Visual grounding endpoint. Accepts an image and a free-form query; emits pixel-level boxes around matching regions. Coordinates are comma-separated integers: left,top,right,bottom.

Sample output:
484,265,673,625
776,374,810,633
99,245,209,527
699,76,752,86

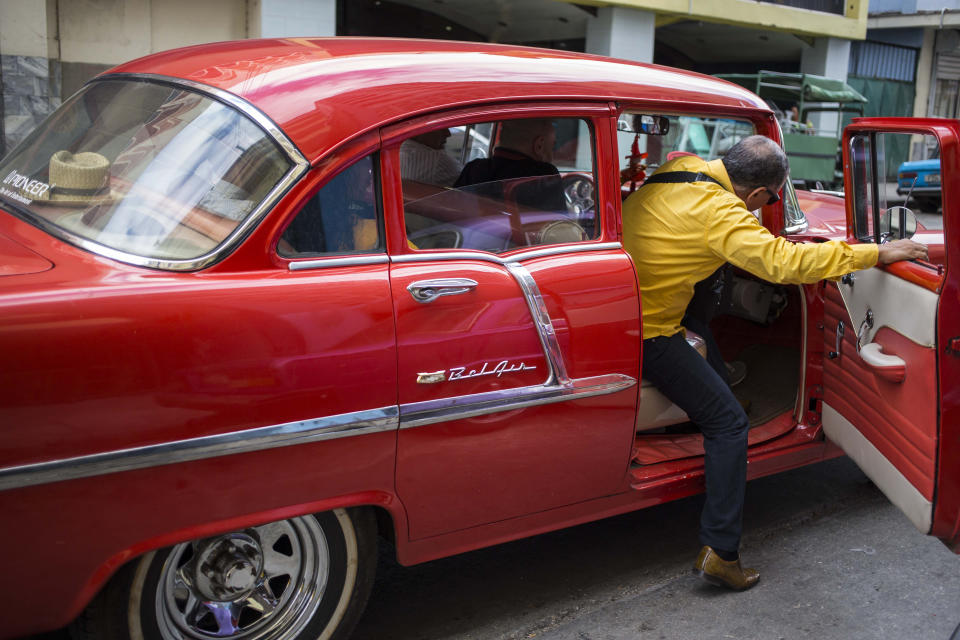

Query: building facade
0,0,950,159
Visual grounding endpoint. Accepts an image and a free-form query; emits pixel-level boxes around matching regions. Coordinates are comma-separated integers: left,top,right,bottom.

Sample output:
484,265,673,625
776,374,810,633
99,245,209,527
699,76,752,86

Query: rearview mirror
617,114,670,136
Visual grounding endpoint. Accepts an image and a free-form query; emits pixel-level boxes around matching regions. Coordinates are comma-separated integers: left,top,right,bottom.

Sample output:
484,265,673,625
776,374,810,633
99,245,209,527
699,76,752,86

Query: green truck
716,71,868,188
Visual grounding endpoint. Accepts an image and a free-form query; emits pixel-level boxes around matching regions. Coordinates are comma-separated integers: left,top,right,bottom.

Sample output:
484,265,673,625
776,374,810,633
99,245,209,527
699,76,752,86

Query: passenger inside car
399,117,596,252
399,128,462,187
280,156,380,256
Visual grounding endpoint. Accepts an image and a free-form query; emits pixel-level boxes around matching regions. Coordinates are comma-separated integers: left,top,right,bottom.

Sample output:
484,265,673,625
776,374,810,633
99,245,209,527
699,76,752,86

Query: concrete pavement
353,458,960,640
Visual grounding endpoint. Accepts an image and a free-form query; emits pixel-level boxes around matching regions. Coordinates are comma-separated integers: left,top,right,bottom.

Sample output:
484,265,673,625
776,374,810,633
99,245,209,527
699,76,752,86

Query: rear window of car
0,79,294,265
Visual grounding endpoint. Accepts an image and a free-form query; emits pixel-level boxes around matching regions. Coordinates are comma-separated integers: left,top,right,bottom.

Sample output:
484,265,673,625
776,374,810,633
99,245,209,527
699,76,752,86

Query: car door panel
391,261,547,405
824,118,960,548
526,252,641,381
392,251,639,540
385,107,639,540
822,277,938,530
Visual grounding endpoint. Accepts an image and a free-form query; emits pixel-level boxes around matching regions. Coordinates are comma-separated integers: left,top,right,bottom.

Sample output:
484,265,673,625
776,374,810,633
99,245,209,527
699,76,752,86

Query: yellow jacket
623,156,879,340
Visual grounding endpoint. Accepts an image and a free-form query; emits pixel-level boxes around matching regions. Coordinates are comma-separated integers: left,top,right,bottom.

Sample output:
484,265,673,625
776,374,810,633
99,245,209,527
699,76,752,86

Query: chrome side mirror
880,206,917,241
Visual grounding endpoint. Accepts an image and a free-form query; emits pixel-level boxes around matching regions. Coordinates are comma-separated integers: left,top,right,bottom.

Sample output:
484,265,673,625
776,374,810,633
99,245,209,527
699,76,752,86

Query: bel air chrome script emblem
416,360,537,384
450,360,537,380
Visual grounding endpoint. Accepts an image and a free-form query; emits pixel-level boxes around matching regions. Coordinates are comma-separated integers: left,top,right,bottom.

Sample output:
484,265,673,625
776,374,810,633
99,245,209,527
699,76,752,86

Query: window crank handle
828,320,845,359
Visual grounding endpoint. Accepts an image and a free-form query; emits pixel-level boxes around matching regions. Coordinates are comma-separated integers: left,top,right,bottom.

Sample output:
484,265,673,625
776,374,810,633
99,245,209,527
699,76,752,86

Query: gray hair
721,135,789,190
498,118,554,149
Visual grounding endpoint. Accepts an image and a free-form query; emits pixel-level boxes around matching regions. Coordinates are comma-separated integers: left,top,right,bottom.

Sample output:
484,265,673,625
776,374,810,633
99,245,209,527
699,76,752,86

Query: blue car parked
897,157,941,211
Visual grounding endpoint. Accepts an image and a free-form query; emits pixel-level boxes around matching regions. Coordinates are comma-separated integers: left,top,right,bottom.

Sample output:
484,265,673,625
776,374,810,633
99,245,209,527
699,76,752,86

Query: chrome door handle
407,278,478,303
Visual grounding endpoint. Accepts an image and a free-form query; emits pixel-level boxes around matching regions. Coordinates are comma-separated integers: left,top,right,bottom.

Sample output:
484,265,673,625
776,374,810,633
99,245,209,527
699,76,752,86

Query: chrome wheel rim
154,516,330,639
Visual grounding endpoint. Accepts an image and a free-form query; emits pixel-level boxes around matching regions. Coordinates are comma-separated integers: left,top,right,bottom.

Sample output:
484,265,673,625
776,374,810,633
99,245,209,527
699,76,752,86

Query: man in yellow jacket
623,135,927,591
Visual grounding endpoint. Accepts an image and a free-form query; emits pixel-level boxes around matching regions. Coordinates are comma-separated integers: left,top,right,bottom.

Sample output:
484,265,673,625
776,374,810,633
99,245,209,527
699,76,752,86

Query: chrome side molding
399,373,636,429
0,242,636,491
0,407,398,492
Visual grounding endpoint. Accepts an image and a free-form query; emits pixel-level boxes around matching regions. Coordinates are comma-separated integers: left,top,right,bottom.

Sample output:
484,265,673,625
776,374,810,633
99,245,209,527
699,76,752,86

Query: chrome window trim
503,242,622,263
391,251,505,266
0,407,398,492
18,73,310,272
390,242,622,266
288,254,390,271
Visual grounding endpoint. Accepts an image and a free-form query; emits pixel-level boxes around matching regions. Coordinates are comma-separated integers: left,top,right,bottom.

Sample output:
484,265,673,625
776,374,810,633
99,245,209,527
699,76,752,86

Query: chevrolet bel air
0,38,956,640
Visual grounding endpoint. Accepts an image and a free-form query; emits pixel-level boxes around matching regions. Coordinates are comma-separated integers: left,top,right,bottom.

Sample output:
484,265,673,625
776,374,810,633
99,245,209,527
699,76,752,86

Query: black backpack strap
642,171,723,188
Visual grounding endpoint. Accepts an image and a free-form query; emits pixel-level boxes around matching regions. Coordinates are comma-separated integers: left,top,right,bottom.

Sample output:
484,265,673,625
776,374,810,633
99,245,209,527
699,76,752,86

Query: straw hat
35,150,114,205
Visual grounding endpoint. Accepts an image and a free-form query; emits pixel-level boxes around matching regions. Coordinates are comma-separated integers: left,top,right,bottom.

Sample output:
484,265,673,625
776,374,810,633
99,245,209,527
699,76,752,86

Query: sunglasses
762,187,780,206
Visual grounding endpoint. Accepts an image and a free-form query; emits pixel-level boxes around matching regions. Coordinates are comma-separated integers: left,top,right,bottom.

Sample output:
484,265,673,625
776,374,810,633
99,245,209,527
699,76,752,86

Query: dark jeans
682,264,732,384
642,331,749,553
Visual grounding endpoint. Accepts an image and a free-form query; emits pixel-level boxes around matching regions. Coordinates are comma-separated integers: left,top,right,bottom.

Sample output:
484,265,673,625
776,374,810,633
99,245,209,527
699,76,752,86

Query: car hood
0,231,53,277
795,189,847,238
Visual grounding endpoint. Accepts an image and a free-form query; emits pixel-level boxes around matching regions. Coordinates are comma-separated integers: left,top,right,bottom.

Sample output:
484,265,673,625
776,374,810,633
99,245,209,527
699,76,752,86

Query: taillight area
899,171,918,179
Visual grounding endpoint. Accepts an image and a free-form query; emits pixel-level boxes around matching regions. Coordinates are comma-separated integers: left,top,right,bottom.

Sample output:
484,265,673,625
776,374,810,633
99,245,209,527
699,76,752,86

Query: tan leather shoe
693,546,760,591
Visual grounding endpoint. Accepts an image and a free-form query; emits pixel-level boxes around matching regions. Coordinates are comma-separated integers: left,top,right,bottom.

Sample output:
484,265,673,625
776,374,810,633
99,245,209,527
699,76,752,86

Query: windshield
0,79,293,265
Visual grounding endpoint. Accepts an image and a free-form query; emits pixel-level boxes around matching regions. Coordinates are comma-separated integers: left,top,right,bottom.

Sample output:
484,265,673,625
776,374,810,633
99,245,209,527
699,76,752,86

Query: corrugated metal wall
849,40,918,82
844,41,919,178
936,53,960,80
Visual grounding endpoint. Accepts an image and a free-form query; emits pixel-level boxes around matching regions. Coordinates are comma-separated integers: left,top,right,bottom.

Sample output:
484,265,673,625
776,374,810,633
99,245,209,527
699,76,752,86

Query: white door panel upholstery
837,267,938,348
822,404,932,533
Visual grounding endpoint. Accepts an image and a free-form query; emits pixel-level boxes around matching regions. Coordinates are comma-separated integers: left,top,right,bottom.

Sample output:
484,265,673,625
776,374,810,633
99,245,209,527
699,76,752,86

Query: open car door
822,118,959,552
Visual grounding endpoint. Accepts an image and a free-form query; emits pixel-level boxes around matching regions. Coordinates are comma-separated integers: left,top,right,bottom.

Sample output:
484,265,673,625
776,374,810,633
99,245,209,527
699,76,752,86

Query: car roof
106,37,769,163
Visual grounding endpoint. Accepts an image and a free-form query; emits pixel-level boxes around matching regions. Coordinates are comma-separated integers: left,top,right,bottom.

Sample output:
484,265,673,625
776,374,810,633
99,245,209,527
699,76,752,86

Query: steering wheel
562,174,595,220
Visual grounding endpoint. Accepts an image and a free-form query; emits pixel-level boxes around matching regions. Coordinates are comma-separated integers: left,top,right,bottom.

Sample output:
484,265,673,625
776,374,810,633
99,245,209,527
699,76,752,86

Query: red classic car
0,38,957,640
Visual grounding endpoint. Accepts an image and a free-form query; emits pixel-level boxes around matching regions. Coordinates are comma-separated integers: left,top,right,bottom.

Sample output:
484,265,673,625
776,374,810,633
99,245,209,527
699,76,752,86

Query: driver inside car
454,118,565,214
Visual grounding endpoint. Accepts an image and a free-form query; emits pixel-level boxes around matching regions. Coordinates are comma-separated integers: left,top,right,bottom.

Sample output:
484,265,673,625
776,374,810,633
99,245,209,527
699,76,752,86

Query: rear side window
398,117,598,254
279,154,383,257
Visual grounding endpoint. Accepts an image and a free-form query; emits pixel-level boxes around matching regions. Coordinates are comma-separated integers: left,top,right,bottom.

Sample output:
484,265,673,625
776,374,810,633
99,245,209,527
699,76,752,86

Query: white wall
585,7,655,64
152,0,247,53
58,0,247,65
255,0,336,38
0,0,59,58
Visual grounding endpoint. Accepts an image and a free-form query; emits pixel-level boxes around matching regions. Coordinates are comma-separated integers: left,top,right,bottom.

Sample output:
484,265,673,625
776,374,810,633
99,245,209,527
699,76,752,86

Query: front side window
399,117,598,254
849,130,943,265
0,80,293,264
